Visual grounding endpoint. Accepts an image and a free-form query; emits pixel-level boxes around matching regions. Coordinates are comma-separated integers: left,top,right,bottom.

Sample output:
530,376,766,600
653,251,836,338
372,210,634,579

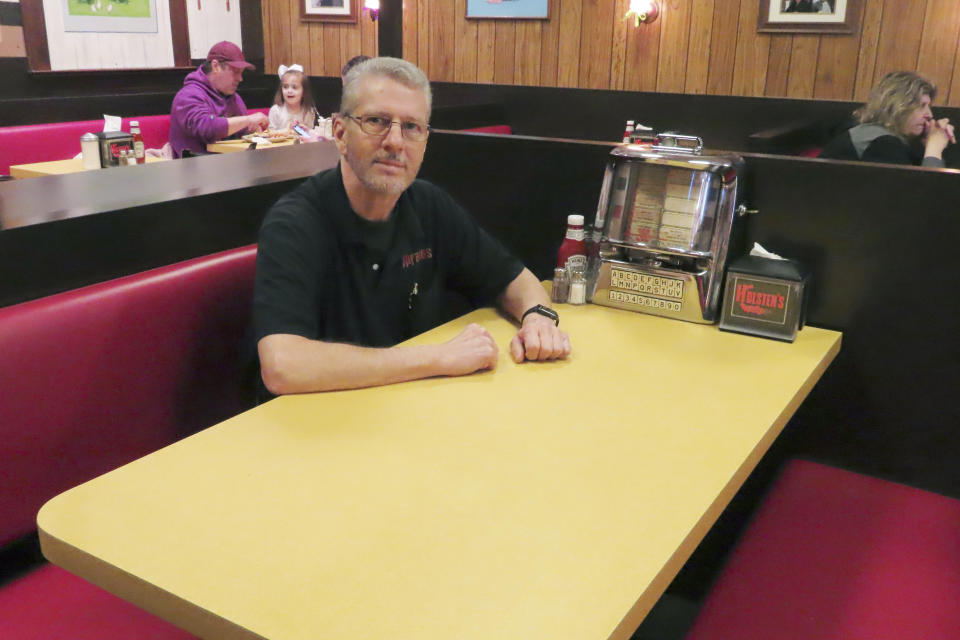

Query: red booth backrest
462,125,513,135
0,108,271,174
0,245,258,547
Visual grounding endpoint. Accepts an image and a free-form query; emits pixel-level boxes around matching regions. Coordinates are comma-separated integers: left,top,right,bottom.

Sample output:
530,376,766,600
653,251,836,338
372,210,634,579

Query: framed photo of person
758,0,862,34
466,0,549,20
301,0,359,23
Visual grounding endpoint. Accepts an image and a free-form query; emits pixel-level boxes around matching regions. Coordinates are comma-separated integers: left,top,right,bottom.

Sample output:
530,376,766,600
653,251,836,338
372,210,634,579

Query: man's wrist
521,304,559,326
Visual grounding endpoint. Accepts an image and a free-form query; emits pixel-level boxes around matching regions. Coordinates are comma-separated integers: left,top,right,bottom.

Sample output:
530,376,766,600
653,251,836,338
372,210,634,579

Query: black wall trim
378,0,402,58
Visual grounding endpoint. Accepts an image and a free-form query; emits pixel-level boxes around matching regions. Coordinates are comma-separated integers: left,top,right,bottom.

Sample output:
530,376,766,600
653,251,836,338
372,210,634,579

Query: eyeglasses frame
342,113,432,142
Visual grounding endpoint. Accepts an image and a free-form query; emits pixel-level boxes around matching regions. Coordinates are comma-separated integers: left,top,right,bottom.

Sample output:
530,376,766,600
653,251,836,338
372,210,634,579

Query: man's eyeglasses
344,114,431,141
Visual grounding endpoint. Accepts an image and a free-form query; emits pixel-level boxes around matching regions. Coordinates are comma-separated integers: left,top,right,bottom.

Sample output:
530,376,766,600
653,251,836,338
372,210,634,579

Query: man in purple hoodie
169,41,269,158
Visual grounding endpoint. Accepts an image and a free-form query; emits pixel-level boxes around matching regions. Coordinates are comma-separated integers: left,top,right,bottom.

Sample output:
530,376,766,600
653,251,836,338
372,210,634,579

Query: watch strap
521,304,559,326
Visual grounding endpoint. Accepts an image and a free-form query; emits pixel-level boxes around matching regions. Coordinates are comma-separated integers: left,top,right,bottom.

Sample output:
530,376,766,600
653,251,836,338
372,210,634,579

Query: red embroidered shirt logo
402,248,433,269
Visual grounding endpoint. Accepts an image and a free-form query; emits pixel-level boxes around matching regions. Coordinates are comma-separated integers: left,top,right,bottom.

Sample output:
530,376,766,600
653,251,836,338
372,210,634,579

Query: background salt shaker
80,133,100,170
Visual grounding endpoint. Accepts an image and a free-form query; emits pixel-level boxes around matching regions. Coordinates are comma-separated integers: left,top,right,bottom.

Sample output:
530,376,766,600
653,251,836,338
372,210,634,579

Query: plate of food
241,130,296,144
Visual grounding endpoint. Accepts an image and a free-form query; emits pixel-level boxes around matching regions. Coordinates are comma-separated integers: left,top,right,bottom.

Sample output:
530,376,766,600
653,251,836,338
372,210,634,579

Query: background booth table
38,304,840,640
10,156,165,179
206,138,297,153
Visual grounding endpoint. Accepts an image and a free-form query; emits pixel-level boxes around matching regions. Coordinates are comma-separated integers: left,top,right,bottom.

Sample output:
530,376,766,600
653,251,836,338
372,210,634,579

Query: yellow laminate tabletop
10,155,165,178
38,303,840,640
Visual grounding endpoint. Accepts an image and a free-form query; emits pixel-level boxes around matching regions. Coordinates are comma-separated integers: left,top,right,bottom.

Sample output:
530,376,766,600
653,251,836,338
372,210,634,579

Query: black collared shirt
253,165,524,352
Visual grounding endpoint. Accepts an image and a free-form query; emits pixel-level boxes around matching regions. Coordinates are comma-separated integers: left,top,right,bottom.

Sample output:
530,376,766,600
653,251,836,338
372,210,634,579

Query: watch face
526,305,559,325
539,305,558,320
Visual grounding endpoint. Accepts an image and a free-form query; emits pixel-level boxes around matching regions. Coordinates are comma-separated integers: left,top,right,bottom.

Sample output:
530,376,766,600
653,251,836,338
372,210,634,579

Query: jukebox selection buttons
609,290,682,312
610,269,684,300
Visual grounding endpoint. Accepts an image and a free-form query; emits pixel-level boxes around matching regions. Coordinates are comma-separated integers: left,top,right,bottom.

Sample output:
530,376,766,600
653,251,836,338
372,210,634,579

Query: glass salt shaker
551,267,569,304
567,266,587,305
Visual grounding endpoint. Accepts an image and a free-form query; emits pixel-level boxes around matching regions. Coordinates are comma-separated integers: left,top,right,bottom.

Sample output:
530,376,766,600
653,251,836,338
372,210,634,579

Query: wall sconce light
364,0,380,21
625,0,659,27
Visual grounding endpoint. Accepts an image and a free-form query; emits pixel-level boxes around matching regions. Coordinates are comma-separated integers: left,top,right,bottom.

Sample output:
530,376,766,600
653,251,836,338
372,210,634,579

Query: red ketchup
557,214,587,271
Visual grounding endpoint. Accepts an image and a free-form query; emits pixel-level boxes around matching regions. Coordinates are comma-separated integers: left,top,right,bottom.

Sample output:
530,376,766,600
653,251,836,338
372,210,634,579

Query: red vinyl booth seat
685,459,960,640
0,565,196,639
0,245,257,547
0,245,257,638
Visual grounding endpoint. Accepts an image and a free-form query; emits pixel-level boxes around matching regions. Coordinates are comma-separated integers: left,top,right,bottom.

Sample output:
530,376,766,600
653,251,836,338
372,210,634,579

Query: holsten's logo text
735,283,784,315
731,279,789,325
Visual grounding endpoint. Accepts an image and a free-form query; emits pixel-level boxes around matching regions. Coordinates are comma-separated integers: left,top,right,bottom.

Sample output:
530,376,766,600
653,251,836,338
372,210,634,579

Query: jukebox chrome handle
653,134,703,154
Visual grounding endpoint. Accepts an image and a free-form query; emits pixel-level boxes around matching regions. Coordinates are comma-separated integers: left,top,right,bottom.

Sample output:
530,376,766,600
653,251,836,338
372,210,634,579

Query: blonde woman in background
820,71,955,167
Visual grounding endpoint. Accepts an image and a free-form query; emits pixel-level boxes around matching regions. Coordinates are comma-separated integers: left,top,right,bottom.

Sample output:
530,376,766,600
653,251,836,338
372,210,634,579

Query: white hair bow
278,64,304,78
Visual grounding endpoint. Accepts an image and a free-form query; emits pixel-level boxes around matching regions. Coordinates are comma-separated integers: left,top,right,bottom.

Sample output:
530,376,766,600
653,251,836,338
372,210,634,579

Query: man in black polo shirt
253,57,570,396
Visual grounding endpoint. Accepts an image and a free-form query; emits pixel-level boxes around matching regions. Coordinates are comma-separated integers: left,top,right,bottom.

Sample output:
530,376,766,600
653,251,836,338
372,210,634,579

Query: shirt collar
318,163,425,247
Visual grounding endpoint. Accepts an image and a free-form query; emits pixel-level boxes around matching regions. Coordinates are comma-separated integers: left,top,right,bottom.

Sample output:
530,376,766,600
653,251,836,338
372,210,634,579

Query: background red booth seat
0,108,271,174
462,124,513,135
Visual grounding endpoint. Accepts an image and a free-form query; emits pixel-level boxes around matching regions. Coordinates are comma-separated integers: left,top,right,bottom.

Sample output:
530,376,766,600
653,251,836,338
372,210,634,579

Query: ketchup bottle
557,214,587,271
130,120,145,165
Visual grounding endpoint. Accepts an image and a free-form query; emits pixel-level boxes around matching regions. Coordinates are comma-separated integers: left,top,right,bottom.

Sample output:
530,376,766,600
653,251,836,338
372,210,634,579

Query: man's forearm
258,326,499,395
498,268,552,322
226,114,255,136
259,334,446,394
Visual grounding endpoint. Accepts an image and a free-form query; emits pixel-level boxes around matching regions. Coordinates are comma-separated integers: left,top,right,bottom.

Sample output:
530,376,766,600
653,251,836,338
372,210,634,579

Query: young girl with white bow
269,64,318,131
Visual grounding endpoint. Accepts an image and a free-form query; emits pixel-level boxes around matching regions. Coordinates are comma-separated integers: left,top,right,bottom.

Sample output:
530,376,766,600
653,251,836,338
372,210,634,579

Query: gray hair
339,57,432,121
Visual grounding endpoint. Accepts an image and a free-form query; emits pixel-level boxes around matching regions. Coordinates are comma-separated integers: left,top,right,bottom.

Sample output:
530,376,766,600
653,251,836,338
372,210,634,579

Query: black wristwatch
521,304,560,326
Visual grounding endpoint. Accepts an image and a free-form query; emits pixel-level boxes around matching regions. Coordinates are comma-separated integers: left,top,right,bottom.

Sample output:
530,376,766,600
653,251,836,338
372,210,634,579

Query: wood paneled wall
261,1,377,79
404,0,960,105
263,0,960,106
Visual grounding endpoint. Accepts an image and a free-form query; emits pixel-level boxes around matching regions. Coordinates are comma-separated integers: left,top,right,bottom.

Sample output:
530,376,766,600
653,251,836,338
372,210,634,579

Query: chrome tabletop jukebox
589,138,744,323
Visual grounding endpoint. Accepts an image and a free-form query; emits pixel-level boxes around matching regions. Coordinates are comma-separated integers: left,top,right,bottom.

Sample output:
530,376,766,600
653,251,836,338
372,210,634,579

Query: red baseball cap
206,41,255,71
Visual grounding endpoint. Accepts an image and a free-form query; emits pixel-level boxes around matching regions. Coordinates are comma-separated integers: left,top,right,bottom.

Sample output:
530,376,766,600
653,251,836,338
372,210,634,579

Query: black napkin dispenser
97,131,134,168
719,255,809,342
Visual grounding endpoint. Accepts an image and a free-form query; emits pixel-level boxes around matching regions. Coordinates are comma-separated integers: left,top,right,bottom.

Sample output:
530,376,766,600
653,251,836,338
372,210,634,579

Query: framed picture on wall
466,0,549,20
61,0,160,34
21,0,190,71
758,0,862,34
301,0,358,23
